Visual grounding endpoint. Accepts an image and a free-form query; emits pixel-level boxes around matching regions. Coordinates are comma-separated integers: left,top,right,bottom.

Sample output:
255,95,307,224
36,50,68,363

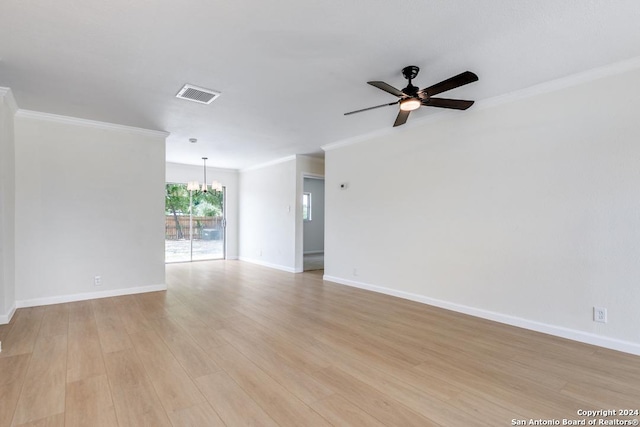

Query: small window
302,192,312,221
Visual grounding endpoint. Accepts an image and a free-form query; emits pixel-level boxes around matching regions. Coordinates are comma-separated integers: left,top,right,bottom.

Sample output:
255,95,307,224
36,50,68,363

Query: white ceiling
1,1,640,169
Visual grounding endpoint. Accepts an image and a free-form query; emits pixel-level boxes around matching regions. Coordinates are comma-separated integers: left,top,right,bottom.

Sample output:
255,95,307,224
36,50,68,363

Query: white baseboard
303,250,324,255
323,275,640,356
0,303,17,325
239,257,297,273
226,255,239,260
15,284,168,309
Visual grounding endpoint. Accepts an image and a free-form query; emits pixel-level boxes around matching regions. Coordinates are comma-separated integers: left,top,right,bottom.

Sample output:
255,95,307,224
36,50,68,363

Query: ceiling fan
345,66,479,127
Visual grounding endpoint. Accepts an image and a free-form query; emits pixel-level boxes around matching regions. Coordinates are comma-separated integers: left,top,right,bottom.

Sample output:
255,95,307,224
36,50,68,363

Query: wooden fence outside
165,215,223,240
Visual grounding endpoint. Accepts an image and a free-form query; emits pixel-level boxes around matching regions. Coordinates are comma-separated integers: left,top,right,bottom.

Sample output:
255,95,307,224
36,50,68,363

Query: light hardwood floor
1,260,639,426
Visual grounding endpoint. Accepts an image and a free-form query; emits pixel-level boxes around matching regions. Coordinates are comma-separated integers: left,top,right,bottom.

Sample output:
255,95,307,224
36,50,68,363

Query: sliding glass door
165,183,225,263
165,184,191,263
191,187,225,261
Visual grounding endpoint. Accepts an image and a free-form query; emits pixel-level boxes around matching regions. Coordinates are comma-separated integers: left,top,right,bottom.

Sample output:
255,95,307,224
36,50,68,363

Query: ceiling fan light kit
400,98,421,112
345,65,478,127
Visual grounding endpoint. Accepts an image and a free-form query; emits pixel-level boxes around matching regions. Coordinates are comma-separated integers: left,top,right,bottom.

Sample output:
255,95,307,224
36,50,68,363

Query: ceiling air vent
175,84,221,104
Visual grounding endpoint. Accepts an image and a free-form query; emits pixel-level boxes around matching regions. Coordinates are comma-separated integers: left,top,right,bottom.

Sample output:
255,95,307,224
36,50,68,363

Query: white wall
0,88,17,323
166,162,239,259
239,155,324,273
324,66,640,354
239,156,297,271
303,177,325,254
14,111,167,306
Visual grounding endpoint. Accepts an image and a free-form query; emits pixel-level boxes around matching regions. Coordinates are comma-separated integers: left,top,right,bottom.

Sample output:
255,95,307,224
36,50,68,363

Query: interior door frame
221,185,227,260
299,174,325,272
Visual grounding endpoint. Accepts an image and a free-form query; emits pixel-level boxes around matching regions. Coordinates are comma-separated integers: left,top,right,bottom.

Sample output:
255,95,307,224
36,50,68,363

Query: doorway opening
165,183,226,263
303,177,325,271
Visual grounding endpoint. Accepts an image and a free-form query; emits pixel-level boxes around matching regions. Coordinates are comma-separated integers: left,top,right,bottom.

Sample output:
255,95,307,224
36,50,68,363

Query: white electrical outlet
94,275,102,287
593,307,607,323
353,268,358,277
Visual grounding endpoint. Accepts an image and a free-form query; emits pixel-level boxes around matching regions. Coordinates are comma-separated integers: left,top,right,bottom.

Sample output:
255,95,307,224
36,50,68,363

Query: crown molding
322,55,640,153
0,87,18,114
15,109,170,139
321,124,400,153
241,154,323,173
296,154,325,164
241,154,296,172
165,161,239,174
475,55,640,112
322,105,460,152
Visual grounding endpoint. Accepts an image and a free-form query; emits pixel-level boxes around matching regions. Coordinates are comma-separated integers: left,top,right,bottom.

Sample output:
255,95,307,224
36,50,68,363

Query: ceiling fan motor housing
403,84,420,98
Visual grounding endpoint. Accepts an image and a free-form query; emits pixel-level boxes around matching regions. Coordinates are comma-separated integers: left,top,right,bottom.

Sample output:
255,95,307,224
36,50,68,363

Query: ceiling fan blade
344,101,399,116
393,110,410,127
368,81,405,98
422,98,475,110
422,71,478,97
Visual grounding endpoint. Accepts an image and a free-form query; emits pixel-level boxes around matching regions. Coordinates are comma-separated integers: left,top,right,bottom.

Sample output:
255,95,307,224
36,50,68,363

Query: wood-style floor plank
38,305,69,338
150,317,221,379
2,260,639,426
66,302,93,325
222,314,332,375
170,313,229,351
195,371,280,427
167,402,226,427
325,350,489,427
103,349,171,427
92,299,133,354
14,413,65,427
12,334,67,425
111,296,155,335
66,317,105,383
218,327,334,405
310,366,439,427
309,394,387,427
129,330,206,412
208,344,332,427
0,354,31,427
0,307,44,358
65,374,118,427
0,322,13,344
